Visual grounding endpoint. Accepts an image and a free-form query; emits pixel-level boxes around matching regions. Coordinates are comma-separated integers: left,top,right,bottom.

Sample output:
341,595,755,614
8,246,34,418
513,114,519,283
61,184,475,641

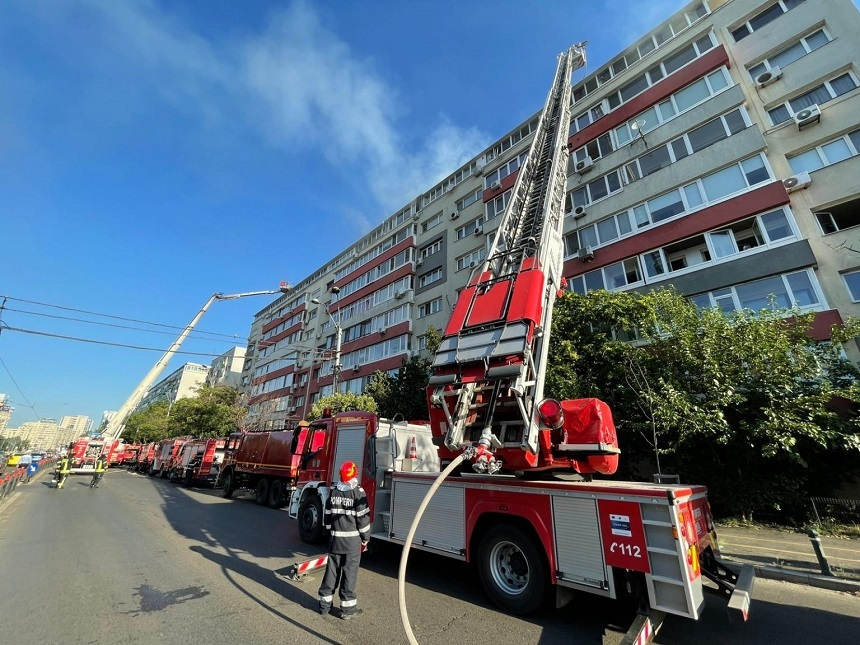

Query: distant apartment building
14,419,61,450
206,346,246,390
136,363,210,411
0,393,11,436
242,0,860,431
57,415,93,447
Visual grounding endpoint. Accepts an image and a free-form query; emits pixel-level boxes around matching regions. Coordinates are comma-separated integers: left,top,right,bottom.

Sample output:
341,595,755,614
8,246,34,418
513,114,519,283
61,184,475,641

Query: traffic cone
408,436,417,460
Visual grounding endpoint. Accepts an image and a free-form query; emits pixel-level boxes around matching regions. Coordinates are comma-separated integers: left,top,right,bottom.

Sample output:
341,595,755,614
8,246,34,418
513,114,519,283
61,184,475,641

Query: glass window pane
648,190,684,222
741,156,770,185
786,272,818,306
760,210,792,241
597,218,619,243
790,85,831,112
639,146,672,177
589,176,608,201
695,34,714,53
604,262,627,289
620,74,649,102
684,183,703,209
749,63,767,80
822,139,852,164
671,138,690,161
617,212,632,235
844,271,860,301
688,118,728,152
634,205,650,228
771,42,806,69
623,258,642,284
647,65,664,83
569,276,586,295
597,133,614,157
725,109,747,134
702,165,745,201
639,38,656,56
615,124,632,146
640,107,659,133
690,294,712,309
607,171,621,193
675,78,709,111
805,30,830,50
584,270,605,292
849,129,860,153
580,225,598,247
707,69,729,92
612,58,627,75
664,45,697,74
736,276,791,311
749,4,783,31
732,24,751,42
658,100,677,120
643,251,665,277
573,187,588,207
710,230,736,258
769,105,791,125
830,73,857,97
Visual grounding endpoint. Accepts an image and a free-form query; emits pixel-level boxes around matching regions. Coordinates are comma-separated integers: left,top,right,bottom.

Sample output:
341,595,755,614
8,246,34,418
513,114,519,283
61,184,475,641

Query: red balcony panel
568,46,730,151
334,236,416,290
807,309,843,341
330,263,414,312
563,182,789,278
482,170,519,203
311,354,408,391
262,303,306,335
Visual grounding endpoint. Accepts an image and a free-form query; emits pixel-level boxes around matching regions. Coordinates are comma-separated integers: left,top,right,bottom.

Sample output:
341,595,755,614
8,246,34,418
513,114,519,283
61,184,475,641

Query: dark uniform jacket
324,479,370,554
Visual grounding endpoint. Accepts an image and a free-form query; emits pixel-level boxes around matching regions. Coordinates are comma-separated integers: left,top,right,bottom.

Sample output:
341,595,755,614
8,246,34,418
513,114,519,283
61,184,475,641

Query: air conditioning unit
353,365,361,372
578,245,595,262
794,104,821,130
474,227,484,236
416,258,424,267
600,98,611,115
475,155,487,175
575,156,594,175
573,205,587,219
394,290,405,300
378,327,387,335
450,212,459,220
412,212,420,221
755,66,782,89
783,171,811,193
490,179,503,190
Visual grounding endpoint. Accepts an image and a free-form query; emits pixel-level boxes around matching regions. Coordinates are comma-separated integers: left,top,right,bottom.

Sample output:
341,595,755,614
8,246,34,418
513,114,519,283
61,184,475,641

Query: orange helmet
339,461,358,482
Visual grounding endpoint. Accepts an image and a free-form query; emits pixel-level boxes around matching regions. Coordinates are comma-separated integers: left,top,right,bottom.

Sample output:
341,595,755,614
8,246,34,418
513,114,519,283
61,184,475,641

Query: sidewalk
715,523,860,592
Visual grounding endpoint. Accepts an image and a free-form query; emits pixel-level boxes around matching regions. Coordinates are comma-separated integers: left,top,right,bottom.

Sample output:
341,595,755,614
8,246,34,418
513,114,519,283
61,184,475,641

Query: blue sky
0,0,691,428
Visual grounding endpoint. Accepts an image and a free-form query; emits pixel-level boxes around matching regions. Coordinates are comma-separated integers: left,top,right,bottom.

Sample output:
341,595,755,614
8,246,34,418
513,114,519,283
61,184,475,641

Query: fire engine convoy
166,438,226,487
282,43,755,642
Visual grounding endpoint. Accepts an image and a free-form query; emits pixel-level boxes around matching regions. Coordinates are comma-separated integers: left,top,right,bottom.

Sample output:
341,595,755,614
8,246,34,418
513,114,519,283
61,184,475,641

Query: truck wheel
182,470,193,488
268,480,285,509
478,524,547,615
298,494,325,544
221,471,235,498
255,478,269,505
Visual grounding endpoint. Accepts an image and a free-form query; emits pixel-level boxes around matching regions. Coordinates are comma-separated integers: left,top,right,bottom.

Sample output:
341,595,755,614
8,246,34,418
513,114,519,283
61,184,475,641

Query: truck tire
221,471,235,498
477,524,547,615
268,480,285,509
255,478,269,505
182,469,193,488
298,494,325,544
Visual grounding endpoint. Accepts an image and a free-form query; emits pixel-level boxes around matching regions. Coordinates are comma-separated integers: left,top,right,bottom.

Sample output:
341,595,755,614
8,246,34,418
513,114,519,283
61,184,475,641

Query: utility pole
311,285,342,395
102,283,292,441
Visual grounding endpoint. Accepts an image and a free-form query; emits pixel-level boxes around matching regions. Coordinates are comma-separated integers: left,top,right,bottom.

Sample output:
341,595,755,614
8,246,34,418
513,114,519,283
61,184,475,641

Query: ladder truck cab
170,438,226,487
69,438,107,474
218,424,324,508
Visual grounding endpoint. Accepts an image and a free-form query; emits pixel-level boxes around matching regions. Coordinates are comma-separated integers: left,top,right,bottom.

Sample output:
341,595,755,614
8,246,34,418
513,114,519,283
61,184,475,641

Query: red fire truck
287,44,753,641
135,442,157,473
169,438,226,487
150,437,192,478
69,438,119,474
219,424,326,508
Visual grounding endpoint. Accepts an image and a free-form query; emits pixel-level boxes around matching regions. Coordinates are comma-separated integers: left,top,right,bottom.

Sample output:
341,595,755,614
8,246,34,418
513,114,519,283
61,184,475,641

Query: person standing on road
318,461,370,619
18,453,32,479
90,455,107,489
55,455,71,490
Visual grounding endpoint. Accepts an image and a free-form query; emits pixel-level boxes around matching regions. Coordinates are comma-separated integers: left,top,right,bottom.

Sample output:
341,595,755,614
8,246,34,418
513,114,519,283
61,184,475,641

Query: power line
1,325,235,358
0,355,40,419
1,295,246,340
2,306,240,344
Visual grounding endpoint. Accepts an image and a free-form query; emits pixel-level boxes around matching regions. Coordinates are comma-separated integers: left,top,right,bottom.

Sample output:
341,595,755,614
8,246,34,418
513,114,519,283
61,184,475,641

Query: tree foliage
547,288,860,520
365,325,441,420
124,385,246,442
308,391,378,421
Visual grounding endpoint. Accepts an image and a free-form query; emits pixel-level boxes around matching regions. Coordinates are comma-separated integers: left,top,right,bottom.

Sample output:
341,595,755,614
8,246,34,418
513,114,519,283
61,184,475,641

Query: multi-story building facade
13,419,60,451
206,346,246,390
244,0,860,431
58,415,93,447
136,363,209,411
0,394,11,436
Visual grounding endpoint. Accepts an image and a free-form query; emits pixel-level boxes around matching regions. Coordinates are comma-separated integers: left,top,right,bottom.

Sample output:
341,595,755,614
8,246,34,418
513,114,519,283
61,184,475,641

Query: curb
746,563,860,593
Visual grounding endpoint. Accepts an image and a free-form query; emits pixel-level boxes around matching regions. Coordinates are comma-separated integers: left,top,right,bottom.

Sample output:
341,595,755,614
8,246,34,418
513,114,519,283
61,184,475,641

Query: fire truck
287,43,754,639
69,438,117,474
135,442,157,473
219,425,326,508
150,437,192,478
168,438,226,487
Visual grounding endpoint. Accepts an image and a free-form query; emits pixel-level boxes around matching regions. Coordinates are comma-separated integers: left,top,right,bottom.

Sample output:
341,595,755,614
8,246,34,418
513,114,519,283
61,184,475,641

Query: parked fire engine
219,424,325,508
150,437,192,478
287,43,754,641
69,438,116,474
135,442,157,473
168,438,226,487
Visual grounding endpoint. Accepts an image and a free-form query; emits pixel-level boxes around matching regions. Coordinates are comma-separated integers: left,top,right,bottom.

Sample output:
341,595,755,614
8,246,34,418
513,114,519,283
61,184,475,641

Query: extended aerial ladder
427,44,618,476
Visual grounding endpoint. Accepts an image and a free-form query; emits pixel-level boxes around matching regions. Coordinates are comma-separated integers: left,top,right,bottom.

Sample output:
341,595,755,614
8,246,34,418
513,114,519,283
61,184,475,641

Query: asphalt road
0,470,858,645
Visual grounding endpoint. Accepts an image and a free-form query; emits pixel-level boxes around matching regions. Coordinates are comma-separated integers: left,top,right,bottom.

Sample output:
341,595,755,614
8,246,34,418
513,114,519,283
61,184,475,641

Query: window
457,247,486,271
422,212,443,233
485,152,529,187
567,169,623,209
732,0,806,42
456,218,484,239
456,189,482,212
768,73,858,125
814,197,860,235
788,128,860,174
418,268,443,288
843,270,860,302
690,271,821,313
486,189,512,221
420,239,443,259
749,29,831,79
418,298,443,317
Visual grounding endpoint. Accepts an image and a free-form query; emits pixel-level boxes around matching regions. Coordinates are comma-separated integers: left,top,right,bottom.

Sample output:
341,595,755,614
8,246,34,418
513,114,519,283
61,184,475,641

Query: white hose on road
397,453,466,645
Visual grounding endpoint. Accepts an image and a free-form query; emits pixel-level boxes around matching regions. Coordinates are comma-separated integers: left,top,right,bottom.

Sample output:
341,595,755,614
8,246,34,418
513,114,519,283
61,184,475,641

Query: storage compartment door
390,480,465,555
553,496,608,589
333,424,367,477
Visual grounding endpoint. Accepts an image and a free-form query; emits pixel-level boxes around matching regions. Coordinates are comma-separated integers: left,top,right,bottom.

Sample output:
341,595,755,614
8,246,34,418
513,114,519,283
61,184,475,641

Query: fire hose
397,453,466,645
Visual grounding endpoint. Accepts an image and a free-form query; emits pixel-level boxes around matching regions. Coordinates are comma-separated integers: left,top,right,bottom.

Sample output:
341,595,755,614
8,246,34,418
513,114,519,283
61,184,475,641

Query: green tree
308,391,378,421
167,385,246,438
547,288,860,520
124,401,171,443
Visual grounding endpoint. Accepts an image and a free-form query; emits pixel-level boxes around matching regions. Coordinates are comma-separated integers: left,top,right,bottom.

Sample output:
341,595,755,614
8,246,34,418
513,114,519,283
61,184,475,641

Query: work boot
340,608,362,620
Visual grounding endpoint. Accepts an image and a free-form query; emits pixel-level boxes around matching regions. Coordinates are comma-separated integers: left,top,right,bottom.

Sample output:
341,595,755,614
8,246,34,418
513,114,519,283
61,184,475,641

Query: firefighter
90,455,107,489
318,461,370,619
55,455,72,490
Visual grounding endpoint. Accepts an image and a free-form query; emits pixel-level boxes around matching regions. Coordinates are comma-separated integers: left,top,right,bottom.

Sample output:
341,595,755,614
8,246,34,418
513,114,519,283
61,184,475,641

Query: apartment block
136,363,210,411
243,0,860,431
